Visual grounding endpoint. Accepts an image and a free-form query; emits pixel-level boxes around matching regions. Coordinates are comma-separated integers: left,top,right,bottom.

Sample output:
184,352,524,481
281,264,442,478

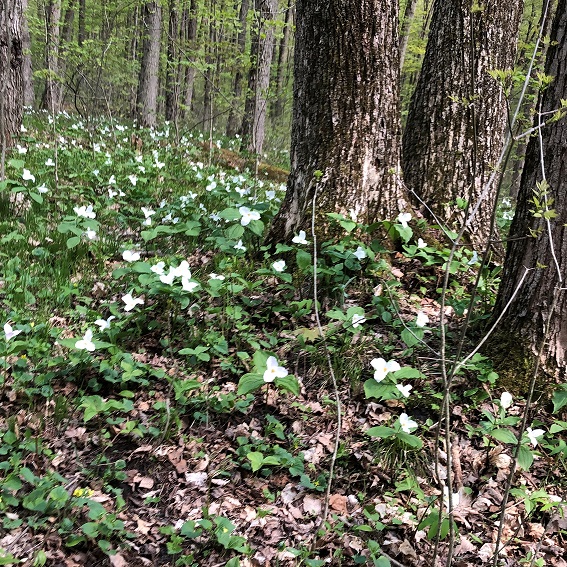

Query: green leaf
81,522,99,538
218,207,242,221
141,229,158,241
491,428,517,444
517,445,534,470
395,432,423,449
365,426,396,439
275,375,300,396
296,249,312,272
247,219,265,237
29,192,43,204
552,386,567,413
393,367,422,379
237,373,265,395
401,328,420,348
364,379,397,400
225,224,244,240
66,236,81,249
247,452,264,472
252,350,270,371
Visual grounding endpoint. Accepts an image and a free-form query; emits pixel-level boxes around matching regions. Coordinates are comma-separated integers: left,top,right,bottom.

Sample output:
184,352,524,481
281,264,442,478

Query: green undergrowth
1,111,566,566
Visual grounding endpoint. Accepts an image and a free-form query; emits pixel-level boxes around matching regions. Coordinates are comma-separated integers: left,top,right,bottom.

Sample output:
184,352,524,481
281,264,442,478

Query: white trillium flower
443,487,461,512
94,316,115,330
417,238,427,249
22,169,35,183
351,314,366,328
129,174,138,186
370,358,400,382
182,277,199,292
108,175,116,185
526,427,545,447
4,323,22,341
172,260,191,279
396,383,413,398
353,246,367,260
263,356,288,383
500,392,513,410
75,329,95,352
16,144,27,154
122,293,144,312
273,260,286,273
37,184,49,194
74,204,96,219
397,212,412,228
85,229,97,240
399,413,418,434
416,311,429,328
292,230,309,245
151,261,166,275
209,273,225,280
265,190,276,200
45,158,55,167
160,269,176,285
122,250,140,262
234,240,246,252
141,206,155,218
239,206,261,226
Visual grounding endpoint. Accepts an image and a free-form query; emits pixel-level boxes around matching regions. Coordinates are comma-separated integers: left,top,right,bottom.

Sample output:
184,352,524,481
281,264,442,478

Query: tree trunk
21,0,33,106
55,0,76,110
0,0,25,154
240,0,277,155
402,0,524,250
267,0,406,243
492,0,567,376
181,0,198,119
78,0,85,46
399,0,418,71
41,0,62,113
271,0,293,120
136,1,162,128
225,0,249,137
165,0,179,122
202,12,216,134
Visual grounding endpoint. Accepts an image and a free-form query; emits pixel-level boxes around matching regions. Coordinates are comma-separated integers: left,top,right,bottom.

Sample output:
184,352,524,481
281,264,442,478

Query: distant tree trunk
225,0,249,137
402,0,524,250
202,13,216,134
136,1,162,128
78,0,85,46
492,0,567,376
399,0,418,71
268,0,407,243
55,0,76,109
0,0,25,155
240,0,277,155
21,0,33,106
181,0,198,119
271,0,293,119
165,0,179,122
41,0,62,113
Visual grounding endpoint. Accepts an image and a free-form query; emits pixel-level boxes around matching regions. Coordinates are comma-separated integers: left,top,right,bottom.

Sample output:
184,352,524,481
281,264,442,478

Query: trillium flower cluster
152,260,199,292
369,358,413,399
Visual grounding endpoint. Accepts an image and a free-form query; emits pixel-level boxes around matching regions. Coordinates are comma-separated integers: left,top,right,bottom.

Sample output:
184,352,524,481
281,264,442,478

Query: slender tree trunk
402,0,524,250
55,0,76,110
202,12,215,134
136,1,162,128
399,0,418,71
240,0,277,155
268,0,407,243
271,0,293,119
0,0,25,155
165,0,179,122
41,0,62,113
492,0,567,376
182,0,198,119
78,0,85,46
21,0,33,106
225,0,249,137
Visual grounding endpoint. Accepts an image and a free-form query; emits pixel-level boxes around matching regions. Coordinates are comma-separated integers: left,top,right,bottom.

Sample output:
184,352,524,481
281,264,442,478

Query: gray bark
21,0,33,106
41,0,62,113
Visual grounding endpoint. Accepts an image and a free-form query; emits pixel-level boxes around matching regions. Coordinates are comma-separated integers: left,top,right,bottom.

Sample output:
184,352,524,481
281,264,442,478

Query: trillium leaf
517,445,534,470
252,350,270,371
395,432,423,449
552,386,567,413
247,219,265,237
275,375,299,396
66,236,81,249
29,192,43,204
237,373,264,395
401,328,420,348
225,224,244,240
364,379,396,400
296,249,312,272
393,367,422,379
491,428,517,444
365,426,396,439
247,451,264,472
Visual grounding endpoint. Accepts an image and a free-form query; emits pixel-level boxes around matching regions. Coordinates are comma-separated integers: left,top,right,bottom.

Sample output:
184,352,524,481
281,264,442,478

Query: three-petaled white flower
351,314,366,328
234,240,246,252
128,174,138,186
182,277,199,292
171,260,191,279
500,392,513,410
263,356,288,383
37,184,49,194
396,383,413,398
370,358,400,382
526,427,544,447
22,169,35,183
74,204,96,219
75,329,95,351
85,229,97,240
122,250,140,262
141,207,155,225
353,246,367,260
417,238,427,249
94,316,115,330
4,323,22,341
45,158,55,167
239,206,261,226
151,261,165,275
273,260,286,273
399,413,418,434
292,230,309,245
122,293,144,312
209,273,225,280
416,311,429,328
160,269,176,285
397,212,412,228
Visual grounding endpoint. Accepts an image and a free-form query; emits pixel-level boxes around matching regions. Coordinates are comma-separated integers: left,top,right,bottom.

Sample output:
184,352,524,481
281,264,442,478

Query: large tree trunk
225,0,249,137
165,0,179,123
0,0,25,155
41,0,62,113
181,0,198,120
402,0,524,250
239,0,277,155
268,0,406,243
21,0,33,106
492,0,567,376
136,1,162,128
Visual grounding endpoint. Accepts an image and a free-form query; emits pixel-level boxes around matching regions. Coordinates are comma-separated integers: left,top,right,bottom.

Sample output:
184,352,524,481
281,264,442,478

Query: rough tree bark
181,0,198,119
240,0,277,155
492,0,567,376
267,0,406,243
399,0,418,71
165,0,179,122
402,0,524,250
0,0,25,153
136,1,162,128
21,0,33,106
41,0,62,113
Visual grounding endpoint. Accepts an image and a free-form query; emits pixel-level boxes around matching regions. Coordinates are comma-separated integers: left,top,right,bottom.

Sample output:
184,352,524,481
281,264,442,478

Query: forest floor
1,112,567,567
